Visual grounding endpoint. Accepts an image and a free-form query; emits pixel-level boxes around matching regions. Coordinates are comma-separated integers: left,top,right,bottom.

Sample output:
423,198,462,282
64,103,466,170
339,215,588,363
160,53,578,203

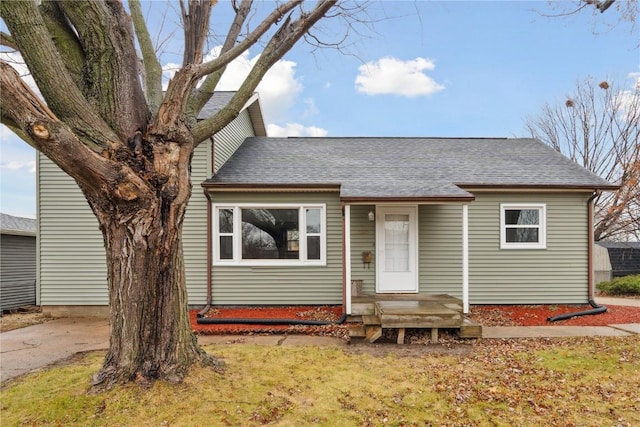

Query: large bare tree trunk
91,203,207,386
84,129,222,389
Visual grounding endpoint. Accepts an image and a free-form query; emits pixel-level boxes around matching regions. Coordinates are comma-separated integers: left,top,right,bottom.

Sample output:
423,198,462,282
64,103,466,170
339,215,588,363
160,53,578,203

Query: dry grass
0,307,51,332
1,336,639,426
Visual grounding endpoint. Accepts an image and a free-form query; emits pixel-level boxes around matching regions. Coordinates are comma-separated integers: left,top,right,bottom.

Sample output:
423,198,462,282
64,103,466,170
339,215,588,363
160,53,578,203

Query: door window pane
385,214,409,272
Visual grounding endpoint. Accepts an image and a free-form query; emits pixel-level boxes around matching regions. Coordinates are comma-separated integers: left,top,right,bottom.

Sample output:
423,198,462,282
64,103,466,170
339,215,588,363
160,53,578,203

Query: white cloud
267,123,328,137
164,47,307,125
0,126,36,174
196,47,304,124
164,47,319,137
302,98,319,118
355,56,445,97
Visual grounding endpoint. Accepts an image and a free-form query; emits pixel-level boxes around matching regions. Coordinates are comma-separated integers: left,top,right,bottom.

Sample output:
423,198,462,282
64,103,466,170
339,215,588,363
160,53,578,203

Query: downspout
198,135,216,318
198,190,214,318
548,191,606,322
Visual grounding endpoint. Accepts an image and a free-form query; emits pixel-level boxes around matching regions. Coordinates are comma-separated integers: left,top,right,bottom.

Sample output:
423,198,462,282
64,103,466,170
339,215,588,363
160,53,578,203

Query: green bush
597,275,640,296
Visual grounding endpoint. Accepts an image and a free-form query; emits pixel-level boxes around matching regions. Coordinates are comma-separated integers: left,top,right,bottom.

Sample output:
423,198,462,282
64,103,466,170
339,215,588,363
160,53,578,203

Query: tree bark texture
90,157,219,386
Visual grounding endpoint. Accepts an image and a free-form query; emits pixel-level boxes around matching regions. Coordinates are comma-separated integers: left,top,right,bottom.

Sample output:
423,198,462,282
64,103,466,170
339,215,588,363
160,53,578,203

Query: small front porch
348,293,482,343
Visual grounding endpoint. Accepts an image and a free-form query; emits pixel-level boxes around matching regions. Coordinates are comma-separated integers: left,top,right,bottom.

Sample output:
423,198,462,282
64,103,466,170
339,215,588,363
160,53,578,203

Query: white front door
376,205,419,293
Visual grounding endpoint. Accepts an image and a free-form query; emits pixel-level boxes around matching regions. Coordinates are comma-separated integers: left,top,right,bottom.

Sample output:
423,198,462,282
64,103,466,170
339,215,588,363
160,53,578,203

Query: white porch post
462,204,469,314
345,204,352,314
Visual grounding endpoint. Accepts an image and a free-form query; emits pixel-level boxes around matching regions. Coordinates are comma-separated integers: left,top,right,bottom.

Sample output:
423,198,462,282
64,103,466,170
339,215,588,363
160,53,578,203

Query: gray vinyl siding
214,109,254,172
468,192,590,304
348,204,464,297
182,141,211,303
419,204,463,296
38,142,212,306
0,234,37,311
346,195,589,304
37,111,254,306
38,154,109,305
349,205,376,294
209,192,343,305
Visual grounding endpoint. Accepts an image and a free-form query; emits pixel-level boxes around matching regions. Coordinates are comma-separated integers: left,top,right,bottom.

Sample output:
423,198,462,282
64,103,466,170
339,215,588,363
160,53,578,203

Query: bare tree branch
584,0,617,13
58,1,149,139
0,0,118,150
38,1,85,88
187,0,254,117
192,0,337,143
129,0,163,115
0,31,18,50
180,0,214,66
527,78,640,241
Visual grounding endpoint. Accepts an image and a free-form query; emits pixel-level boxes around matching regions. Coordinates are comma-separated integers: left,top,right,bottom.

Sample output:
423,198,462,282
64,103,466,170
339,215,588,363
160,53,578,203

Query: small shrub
597,275,640,296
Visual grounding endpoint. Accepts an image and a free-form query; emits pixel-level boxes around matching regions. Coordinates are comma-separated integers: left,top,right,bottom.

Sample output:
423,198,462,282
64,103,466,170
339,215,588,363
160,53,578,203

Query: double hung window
500,204,546,249
213,204,326,265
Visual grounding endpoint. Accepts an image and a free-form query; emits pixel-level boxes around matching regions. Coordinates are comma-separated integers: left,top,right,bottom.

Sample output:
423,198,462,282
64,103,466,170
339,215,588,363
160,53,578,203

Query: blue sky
1,1,638,218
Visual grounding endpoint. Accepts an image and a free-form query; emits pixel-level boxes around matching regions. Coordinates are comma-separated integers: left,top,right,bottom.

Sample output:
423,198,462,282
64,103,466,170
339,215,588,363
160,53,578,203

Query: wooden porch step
348,324,366,338
375,300,462,328
459,318,482,338
365,325,382,343
362,315,381,325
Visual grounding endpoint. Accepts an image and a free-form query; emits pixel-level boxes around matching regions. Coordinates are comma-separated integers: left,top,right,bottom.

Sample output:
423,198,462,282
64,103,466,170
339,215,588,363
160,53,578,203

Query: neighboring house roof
204,137,617,200
0,213,36,236
198,91,267,137
596,241,640,277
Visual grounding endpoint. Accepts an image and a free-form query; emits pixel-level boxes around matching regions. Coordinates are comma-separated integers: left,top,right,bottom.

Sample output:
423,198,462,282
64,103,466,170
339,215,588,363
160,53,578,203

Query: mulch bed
469,304,640,327
190,306,349,340
190,302,640,339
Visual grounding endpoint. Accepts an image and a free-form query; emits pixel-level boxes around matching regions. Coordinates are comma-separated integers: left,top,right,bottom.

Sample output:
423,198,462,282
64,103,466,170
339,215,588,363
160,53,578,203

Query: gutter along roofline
457,183,620,192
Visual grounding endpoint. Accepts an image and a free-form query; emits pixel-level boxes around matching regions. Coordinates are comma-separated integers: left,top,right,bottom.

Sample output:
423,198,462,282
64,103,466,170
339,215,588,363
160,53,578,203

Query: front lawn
2,336,639,426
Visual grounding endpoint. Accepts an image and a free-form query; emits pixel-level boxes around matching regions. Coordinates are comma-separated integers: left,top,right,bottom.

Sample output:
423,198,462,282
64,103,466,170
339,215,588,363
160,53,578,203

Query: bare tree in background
0,0,367,389
546,0,638,25
526,78,640,241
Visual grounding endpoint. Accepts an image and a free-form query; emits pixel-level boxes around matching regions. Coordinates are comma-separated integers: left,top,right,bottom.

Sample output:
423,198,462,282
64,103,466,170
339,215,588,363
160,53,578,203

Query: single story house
37,96,617,317
0,213,37,312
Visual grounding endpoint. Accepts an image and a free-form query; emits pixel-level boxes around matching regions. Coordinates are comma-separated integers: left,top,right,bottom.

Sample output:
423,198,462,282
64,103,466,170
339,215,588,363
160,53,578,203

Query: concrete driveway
0,317,109,383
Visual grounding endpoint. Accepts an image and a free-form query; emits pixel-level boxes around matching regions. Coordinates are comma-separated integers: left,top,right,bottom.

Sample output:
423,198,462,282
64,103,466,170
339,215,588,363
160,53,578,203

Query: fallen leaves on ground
3,336,639,426
191,306,350,341
470,304,640,326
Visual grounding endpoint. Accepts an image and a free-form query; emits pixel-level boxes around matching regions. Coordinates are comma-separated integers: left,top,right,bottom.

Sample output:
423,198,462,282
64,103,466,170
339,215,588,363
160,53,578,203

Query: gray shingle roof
0,213,36,235
197,92,237,119
204,137,617,200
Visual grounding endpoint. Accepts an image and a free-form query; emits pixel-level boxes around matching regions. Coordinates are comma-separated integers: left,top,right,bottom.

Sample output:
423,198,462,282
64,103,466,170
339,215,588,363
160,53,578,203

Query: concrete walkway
1,297,639,384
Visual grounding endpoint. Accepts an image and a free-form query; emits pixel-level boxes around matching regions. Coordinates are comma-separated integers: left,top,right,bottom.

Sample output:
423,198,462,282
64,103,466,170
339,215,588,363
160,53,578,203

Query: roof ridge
283,136,514,140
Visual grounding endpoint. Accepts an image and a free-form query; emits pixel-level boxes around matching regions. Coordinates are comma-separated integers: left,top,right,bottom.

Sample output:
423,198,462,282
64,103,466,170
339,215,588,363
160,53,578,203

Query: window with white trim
213,204,326,265
500,204,546,249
